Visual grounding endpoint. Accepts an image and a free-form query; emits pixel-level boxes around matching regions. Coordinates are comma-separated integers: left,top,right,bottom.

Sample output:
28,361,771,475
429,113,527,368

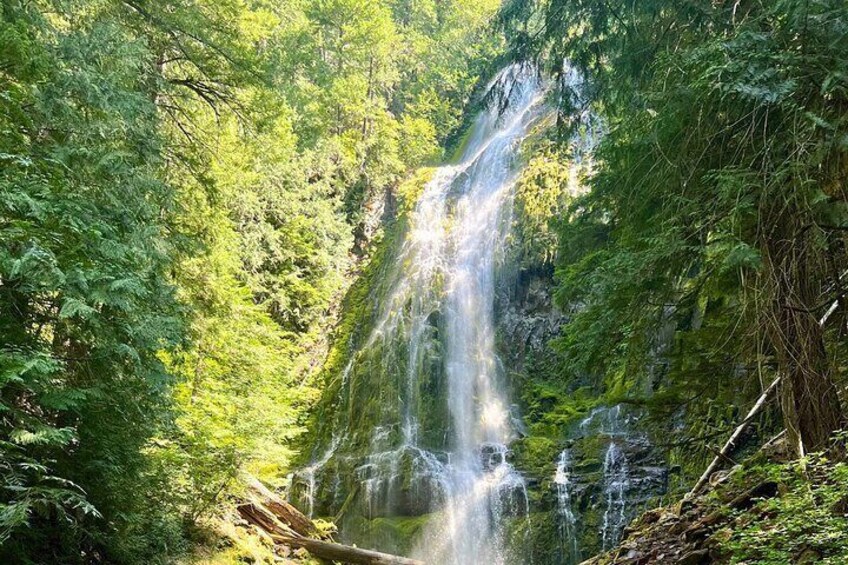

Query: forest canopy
499,0,848,457
0,0,501,561
3,0,848,563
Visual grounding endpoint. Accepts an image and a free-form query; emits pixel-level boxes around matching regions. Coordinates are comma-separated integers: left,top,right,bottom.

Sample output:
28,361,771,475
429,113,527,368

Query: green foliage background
499,0,848,466
0,0,502,562
4,0,848,562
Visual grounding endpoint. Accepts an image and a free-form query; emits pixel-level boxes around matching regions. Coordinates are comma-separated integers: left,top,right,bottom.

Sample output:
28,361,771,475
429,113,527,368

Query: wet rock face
493,269,669,563
356,445,451,518
496,269,566,372
564,406,669,557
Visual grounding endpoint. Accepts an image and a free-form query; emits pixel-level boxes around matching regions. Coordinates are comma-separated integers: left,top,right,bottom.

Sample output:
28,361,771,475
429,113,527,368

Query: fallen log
272,535,425,565
237,489,422,565
727,480,779,511
245,476,317,537
237,502,301,539
686,376,781,499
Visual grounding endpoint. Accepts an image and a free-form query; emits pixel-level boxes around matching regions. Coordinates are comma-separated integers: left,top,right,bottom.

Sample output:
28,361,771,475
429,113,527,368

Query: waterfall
300,63,547,561
554,449,580,564
568,404,667,553
595,406,632,549
294,60,670,561
601,440,629,549
407,63,543,564
580,405,637,551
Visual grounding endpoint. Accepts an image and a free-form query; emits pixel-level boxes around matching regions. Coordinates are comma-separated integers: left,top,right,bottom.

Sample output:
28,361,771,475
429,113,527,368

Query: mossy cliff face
493,263,670,563
291,168,453,524
293,216,671,561
292,71,671,560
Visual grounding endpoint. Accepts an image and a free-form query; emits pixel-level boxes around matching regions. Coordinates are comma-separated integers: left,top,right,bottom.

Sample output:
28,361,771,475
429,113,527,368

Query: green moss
298,206,404,457
512,436,559,485
447,126,474,163
504,511,565,565
579,504,603,552
343,514,434,556
397,168,436,212
295,167,448,519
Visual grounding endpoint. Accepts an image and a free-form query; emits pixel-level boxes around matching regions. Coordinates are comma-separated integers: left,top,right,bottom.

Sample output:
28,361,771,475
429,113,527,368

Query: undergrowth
714,452,848,564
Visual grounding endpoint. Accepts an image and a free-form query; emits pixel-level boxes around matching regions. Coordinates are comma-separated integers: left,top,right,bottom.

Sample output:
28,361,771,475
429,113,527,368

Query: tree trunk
775,306,843,455
237,502,300,539
764,231,844,456
237,490,423,565
272,535,425,565
244,476,317,537
687,376,781,498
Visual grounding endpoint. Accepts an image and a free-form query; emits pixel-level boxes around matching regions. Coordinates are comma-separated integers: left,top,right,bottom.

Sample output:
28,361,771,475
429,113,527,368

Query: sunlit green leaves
1,0,504,561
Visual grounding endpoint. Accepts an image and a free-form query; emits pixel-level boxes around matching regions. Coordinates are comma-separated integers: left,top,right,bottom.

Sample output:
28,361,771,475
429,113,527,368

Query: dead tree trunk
237,503,301,539
244,476,317,537
687,376,781,498
237,478,422,565
272,535,425,565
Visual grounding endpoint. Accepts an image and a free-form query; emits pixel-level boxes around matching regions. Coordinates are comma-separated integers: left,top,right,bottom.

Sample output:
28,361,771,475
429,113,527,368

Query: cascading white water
565,404,669,555
300,63,548,560
601,440,629,549
293,59,670,562
554,449,580,564
298,434,342,518
407,64,543,564
583,405,634,551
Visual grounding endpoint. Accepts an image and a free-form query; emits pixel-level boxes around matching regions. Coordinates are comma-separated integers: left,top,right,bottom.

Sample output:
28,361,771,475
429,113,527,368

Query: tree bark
244,476,317,537
237,502,301,539
763,231,844,456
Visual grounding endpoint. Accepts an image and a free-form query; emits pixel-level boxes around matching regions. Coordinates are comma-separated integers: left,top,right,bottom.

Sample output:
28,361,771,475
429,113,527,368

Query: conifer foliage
500,0,848,457
0,0,501,562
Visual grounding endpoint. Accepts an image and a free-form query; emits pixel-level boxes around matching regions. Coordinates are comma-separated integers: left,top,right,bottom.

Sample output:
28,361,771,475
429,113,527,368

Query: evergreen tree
0,0,503,561
0,2,184,559
501,0,848,456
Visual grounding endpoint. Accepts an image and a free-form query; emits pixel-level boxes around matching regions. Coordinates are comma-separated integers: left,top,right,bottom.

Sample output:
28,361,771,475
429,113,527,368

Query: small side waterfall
588,405,632,550
601,441,629,549
555,405,667,557
554,449,580,563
